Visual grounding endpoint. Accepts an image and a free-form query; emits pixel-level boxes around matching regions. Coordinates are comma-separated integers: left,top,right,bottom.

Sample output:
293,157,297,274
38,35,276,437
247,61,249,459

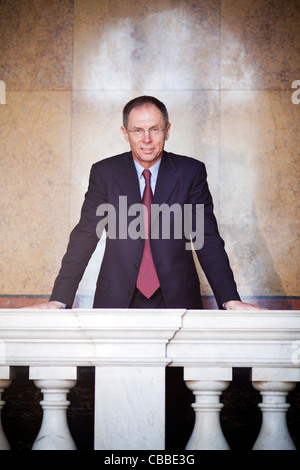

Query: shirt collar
133,157,162,184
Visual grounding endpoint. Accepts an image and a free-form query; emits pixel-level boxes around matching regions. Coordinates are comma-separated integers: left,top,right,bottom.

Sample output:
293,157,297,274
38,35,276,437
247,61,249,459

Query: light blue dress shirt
133,157,162,198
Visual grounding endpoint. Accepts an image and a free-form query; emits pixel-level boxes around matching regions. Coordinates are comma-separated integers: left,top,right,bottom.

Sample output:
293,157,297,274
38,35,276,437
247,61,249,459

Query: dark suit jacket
50,151,240,309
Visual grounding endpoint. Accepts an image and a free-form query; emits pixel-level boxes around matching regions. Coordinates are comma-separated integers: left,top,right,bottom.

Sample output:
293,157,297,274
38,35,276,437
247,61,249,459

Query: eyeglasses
127,127,166,138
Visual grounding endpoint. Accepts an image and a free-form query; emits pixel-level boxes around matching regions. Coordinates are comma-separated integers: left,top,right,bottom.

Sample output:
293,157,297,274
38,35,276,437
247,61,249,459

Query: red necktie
136,169,160,298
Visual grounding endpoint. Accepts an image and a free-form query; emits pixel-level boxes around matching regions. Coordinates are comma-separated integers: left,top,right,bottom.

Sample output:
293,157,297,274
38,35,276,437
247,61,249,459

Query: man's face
121,103,171,168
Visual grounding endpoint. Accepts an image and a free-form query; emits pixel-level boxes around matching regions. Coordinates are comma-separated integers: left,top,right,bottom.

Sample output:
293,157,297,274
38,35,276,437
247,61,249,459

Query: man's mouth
141,147,154,154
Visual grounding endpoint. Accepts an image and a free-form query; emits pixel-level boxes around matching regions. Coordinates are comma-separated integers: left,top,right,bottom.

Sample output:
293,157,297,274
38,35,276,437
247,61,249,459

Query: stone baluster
95,365,166,450
30,366,77,450
252,367,299,450
184,367,232,450
0,366,11,450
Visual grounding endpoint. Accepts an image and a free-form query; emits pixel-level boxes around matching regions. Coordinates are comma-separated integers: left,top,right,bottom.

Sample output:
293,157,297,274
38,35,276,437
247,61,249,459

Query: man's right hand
21,301,65,309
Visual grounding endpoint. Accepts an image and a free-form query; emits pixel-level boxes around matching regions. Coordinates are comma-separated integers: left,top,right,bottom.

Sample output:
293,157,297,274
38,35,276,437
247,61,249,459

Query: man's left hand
224,300,268,311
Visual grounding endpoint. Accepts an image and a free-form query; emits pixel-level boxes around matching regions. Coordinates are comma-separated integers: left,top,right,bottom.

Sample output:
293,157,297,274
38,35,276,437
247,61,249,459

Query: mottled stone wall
1,0,299,307
1,2,299,451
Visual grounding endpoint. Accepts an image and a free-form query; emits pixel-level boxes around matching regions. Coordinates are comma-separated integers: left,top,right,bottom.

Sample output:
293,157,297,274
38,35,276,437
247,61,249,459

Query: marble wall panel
73,0,220,90
0,0,74,90
220,90,300,296
1,0,299,302
71,89,220,299
0,91,72,294
70,89,220,223
221,0,300,89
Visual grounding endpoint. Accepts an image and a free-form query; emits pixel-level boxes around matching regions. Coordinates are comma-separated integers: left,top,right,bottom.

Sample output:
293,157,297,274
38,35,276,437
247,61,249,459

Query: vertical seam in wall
218,0,222,226
165,310,186,366
68,0,76,235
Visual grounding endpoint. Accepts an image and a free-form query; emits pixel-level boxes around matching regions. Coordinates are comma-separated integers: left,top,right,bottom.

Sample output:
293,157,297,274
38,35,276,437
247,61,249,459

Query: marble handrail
0,308,299,450
168,309,300,450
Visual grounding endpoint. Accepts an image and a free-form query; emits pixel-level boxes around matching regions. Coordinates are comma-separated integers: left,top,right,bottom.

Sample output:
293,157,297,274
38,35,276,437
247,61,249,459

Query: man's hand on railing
20,301,65,309
224,300,268,310
20,300,268,310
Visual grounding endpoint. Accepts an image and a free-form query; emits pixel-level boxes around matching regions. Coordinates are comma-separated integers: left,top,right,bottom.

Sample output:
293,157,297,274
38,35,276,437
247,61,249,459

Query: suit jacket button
134,264,139,270
128,290,132,296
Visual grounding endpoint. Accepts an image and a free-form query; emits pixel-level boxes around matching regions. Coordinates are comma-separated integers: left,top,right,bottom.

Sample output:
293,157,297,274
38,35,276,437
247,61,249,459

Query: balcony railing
0,308,299,450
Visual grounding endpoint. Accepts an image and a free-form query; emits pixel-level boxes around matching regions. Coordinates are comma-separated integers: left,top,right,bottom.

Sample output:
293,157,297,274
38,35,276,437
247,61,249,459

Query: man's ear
121,126,129,142
165,123,171,140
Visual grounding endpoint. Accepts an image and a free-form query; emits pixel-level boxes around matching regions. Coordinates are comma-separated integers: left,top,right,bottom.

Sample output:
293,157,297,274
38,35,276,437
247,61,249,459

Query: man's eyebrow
132,124,160,129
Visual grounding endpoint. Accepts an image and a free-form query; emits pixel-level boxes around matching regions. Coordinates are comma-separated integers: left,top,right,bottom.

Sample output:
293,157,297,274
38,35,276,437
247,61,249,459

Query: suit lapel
116,152,141,207
151,152,179,229
153,152,178,205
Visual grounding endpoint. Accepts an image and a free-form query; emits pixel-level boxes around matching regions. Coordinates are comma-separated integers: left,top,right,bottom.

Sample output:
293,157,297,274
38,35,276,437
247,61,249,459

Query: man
32,96,264,311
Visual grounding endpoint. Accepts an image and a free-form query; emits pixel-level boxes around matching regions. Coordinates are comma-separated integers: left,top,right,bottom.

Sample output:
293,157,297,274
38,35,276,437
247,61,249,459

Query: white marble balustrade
0,308,299,450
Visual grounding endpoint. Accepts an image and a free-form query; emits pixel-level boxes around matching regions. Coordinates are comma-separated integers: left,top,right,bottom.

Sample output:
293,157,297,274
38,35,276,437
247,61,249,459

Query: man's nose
142,130,153,142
